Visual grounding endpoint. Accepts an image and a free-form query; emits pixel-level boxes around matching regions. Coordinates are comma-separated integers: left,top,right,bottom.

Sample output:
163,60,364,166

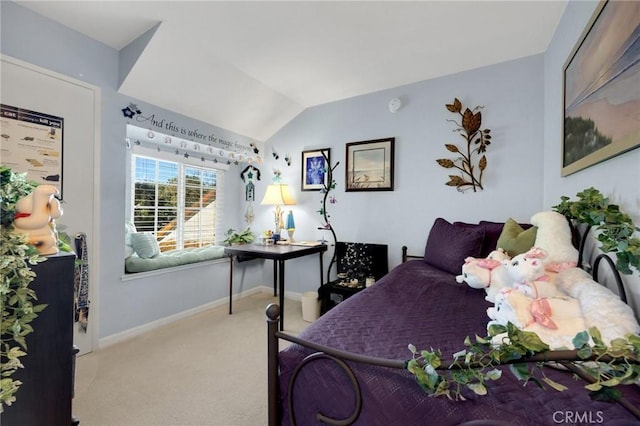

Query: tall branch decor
317,151,340,283
436,98,492,192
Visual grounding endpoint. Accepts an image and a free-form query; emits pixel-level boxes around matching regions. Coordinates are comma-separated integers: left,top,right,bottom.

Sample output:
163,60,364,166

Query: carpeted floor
73,292,310,426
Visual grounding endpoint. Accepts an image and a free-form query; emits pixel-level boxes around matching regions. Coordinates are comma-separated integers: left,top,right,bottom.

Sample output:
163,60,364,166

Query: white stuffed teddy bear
503,247,563,299
555,267,640,345
456,249,511,303
13,184,63,255
530,211,578,272
487,288,587,350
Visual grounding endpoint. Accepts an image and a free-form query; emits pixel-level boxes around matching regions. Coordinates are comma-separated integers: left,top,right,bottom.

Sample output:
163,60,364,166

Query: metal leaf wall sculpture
436,98,492,192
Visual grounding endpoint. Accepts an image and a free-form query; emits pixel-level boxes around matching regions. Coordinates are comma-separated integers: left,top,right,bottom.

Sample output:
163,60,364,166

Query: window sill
121,257,229,282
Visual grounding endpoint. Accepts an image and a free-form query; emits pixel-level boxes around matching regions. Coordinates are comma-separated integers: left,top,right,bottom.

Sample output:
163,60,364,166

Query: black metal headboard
400,218,630,305
571,221,628,304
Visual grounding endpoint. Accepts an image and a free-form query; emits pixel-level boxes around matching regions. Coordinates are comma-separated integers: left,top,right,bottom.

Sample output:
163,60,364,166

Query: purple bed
266,220,640,425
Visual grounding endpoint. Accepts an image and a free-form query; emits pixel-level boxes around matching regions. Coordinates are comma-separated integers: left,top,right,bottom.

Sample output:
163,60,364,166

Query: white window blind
131,154,224,251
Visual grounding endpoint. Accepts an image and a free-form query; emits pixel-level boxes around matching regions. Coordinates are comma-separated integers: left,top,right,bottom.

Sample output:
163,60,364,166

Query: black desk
224,243,327,329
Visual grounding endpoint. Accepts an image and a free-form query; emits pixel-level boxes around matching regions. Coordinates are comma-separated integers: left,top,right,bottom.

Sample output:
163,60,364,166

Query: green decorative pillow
496,218,537,257
131,232,160,259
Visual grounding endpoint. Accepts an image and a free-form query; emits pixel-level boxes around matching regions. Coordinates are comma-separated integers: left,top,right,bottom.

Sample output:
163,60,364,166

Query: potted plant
0,166,47,411
223,227,254,246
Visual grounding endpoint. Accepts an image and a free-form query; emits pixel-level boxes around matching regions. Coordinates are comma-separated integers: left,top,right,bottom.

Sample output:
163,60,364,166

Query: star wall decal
121,103,142,118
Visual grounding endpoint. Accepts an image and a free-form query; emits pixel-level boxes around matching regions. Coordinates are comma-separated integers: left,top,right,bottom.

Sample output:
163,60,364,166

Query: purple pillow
424,218,485,275
478,221,507,257
454,221,504,257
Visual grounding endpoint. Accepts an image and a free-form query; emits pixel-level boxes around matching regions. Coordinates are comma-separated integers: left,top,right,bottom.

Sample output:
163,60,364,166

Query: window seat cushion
125,245,226,273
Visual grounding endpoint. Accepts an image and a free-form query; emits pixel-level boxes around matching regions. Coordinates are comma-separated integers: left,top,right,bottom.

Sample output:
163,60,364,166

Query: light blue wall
2,0,638,338
258,1,640,306
543,0,640,310
1,2,263,340
259,54,546,290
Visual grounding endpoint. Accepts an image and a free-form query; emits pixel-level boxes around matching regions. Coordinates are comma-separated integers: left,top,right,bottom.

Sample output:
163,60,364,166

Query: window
131,154,223,252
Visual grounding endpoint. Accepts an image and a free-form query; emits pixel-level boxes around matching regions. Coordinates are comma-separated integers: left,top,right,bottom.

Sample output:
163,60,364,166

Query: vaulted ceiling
16,1,567,141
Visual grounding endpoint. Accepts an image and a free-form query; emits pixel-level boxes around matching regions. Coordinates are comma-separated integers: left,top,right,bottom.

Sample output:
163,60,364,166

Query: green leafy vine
0,166,47,411
553,187,640,274
407,324,640,404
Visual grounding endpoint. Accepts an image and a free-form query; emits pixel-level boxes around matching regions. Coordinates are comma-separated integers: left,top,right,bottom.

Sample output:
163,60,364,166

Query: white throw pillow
131,232,160,259
125,222,137,258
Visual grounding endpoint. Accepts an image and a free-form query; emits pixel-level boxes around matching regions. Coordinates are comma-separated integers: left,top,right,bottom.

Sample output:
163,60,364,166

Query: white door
1,55,100,355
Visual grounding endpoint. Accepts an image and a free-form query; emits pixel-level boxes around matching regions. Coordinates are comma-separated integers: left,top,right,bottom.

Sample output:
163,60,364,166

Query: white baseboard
98,285,289,349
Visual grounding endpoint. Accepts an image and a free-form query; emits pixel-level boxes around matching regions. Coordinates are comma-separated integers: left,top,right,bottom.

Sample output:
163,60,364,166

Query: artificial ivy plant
553,187,640,275
0,166,47,411
407,324,640,405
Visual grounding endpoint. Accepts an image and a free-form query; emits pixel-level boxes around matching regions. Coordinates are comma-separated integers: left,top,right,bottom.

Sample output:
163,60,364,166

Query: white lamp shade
261,184,296,206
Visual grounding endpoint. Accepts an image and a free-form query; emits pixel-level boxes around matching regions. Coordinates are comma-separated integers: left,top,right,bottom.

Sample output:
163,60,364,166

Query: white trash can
301,291,320,322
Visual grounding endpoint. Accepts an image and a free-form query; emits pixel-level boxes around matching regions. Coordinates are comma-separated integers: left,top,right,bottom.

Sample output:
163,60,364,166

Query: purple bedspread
278,260,640,425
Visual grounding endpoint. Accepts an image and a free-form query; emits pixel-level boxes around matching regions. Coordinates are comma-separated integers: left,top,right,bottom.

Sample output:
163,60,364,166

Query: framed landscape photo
562,0,640,176
345,138,394,192
301,148,330,191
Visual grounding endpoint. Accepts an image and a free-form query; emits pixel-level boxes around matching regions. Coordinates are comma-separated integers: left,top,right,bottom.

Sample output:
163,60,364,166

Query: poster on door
0,104,63,197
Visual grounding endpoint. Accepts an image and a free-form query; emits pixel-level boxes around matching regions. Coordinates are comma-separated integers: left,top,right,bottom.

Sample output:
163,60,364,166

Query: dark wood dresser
1,252,77,426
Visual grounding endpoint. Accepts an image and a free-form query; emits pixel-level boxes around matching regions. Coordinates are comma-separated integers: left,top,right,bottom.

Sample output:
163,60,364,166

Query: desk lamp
261,183,296,238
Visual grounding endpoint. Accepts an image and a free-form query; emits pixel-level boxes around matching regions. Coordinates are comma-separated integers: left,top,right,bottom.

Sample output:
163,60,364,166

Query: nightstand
319,241,388,315
320,279,366,314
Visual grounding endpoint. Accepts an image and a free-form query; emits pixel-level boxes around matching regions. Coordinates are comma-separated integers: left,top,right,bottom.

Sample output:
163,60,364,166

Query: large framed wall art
562,0,640,176
345,137,394,192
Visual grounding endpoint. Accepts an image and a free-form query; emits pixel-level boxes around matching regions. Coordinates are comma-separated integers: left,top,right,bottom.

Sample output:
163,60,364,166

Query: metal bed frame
266,223,637,425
